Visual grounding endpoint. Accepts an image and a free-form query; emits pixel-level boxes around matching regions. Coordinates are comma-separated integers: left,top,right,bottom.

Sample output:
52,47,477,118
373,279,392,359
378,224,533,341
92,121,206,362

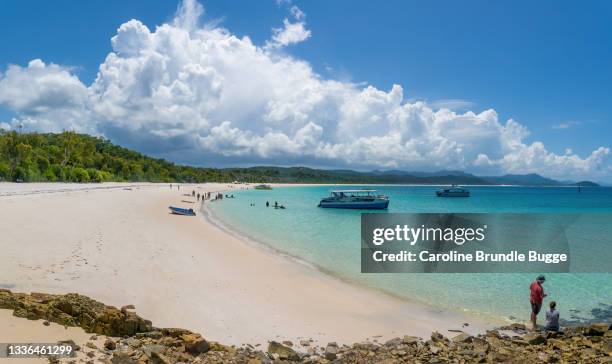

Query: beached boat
168,206,196,216
318,190,389,209
436,185,470,197
254,184,273,190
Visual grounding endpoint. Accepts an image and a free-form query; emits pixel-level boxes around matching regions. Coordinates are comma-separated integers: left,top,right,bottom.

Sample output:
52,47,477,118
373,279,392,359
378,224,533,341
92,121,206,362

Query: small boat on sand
169,206,196,216
436,185,470,197
318,190,389,209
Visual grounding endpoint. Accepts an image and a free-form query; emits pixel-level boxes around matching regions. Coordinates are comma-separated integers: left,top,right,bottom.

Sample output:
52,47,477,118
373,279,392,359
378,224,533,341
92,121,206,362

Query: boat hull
436,191,470,197
318,200,389,209
168,206,196,216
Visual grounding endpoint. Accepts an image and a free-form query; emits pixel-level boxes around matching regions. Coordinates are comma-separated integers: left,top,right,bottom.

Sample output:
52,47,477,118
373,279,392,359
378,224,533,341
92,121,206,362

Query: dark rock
104,338,117,350
588,322,611,336
523,333,547,345
180,333,210,354
267,341,299,361
451,333,472,343
324,343,338,360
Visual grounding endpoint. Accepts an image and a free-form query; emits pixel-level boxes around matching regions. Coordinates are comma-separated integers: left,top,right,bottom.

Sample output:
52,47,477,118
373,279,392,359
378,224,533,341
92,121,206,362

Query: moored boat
318,190,389,209
169,206,196,216
436,185,470,197
254,184,273,190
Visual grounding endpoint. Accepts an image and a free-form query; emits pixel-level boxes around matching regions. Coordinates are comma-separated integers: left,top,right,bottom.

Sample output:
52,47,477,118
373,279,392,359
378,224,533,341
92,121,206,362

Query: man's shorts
531,302,542,315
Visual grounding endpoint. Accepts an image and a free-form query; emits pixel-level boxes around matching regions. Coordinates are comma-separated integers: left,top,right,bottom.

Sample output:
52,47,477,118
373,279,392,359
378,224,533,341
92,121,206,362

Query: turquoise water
209,186,612,325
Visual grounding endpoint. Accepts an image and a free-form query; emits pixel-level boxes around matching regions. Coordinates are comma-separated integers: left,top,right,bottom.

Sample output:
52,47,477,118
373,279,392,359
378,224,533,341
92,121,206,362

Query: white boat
254,184,273,190
318,189,389,209
436,185,470,197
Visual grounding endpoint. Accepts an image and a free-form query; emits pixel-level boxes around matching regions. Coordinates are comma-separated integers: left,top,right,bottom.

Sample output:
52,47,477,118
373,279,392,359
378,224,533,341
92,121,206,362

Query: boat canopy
330,189,377,194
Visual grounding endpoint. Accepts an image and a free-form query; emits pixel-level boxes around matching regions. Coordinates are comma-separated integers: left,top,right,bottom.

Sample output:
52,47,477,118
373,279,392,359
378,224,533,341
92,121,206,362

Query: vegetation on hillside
0,131,597,185
0,131,232,183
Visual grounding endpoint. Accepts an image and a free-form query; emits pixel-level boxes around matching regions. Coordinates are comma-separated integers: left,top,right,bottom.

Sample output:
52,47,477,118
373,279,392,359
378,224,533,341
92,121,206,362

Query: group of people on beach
530,275,560,332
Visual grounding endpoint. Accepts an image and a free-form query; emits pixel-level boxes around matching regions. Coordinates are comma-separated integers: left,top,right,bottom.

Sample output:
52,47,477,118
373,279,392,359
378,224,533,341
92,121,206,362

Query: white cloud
0,0,609,181
552,120,581,130
430,99,476,111
266,18,311,49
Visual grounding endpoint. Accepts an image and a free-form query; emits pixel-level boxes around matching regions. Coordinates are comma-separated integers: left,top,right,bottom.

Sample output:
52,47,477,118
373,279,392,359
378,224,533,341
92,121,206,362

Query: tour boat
318,190,389,209
436,185,470,197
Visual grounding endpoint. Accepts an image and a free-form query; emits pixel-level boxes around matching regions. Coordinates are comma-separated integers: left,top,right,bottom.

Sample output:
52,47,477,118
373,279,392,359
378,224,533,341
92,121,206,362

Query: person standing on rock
529,275,547,330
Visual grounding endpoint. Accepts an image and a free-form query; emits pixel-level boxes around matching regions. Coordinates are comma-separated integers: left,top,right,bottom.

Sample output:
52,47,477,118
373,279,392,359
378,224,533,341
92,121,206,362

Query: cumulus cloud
265,5,311,49
0,0,609,181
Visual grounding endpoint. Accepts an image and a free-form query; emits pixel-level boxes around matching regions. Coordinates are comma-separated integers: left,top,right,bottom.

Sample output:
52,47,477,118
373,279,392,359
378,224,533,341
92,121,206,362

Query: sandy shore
0,182,495,347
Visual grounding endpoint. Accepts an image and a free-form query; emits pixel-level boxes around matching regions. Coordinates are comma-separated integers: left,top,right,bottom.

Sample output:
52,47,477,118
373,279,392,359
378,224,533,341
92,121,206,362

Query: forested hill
0,131,230,183
0,131,599,186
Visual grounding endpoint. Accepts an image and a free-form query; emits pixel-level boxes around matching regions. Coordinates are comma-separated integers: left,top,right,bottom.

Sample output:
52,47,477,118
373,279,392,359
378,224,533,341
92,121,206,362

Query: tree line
0,131,236,183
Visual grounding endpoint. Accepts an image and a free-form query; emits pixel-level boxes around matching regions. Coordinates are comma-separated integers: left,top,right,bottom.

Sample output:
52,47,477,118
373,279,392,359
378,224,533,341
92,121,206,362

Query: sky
0,0,611,181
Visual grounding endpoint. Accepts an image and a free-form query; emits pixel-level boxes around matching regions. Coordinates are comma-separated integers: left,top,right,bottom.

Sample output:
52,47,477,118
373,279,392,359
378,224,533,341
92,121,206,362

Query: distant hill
574,181,600,187
0,131,601,186
482,173,563,186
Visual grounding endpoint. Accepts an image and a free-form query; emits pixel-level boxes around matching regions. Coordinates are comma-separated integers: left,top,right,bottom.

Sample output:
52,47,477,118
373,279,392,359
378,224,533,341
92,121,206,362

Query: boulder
451,333,472,343
523,333,547,345
267,341,299,361
104,338,117,350
431,331,446,343
180,333,210,355
402,335,419,345
325,342,338,360
588,323,611,336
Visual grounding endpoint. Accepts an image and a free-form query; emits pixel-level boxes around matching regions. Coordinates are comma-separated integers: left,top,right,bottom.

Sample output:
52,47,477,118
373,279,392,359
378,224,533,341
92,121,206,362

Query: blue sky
0,0,611,180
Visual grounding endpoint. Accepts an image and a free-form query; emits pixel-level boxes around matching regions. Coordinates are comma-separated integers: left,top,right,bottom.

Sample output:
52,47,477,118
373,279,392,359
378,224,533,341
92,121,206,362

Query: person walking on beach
530,275,547,330
545,301,560,332
266,201,269,207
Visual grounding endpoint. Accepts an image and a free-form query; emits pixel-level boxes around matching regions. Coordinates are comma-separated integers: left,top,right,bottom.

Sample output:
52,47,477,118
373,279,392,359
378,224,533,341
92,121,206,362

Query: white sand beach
0,182,495,347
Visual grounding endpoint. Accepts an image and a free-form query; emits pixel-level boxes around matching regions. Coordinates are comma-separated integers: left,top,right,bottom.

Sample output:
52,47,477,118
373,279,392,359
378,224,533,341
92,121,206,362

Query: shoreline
0,182,497,347
201,194,505,326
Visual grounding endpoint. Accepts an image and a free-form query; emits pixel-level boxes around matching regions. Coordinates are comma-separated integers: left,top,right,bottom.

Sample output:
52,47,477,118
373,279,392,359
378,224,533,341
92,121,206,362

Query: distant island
0,131,601,186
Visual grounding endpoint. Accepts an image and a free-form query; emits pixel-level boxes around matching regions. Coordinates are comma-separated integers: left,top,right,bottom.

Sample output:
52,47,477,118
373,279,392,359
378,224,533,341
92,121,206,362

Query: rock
104,338,117,350
299,339,310,347
281,340,293,347
384,337,403,346
325,342,338,360
500,323,527,331
57,340,79,351
602,338,612,355
267,341,299,361
402,335,419,345
451,333,472,343
121,304,136,311
523,333,547,345
85,342,97,349
43,320,50,326
180,333,210,355
431,331,446,343
588,322,611,336
149,351,171,364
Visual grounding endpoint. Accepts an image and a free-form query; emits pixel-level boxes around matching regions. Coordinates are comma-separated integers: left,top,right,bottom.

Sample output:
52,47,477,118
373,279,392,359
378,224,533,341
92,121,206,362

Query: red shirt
530,281,544,304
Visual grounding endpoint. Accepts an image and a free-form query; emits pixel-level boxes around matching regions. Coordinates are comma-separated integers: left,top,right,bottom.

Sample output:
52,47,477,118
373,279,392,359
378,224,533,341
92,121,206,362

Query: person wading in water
529,275,547,330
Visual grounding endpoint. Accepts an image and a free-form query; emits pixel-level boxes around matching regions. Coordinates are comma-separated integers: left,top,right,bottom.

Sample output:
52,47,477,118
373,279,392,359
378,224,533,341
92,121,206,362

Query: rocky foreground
1,289,610,363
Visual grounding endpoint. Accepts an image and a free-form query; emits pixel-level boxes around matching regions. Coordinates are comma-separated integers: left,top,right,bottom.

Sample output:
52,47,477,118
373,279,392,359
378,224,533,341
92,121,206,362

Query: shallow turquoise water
209,186,612,325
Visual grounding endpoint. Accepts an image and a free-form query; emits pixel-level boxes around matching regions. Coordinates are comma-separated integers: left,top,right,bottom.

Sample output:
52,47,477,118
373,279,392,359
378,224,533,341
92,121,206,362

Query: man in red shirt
529,275,547,330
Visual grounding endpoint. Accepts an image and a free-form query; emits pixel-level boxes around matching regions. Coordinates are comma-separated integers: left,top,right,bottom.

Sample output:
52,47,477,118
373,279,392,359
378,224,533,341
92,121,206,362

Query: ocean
207,185,612,325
